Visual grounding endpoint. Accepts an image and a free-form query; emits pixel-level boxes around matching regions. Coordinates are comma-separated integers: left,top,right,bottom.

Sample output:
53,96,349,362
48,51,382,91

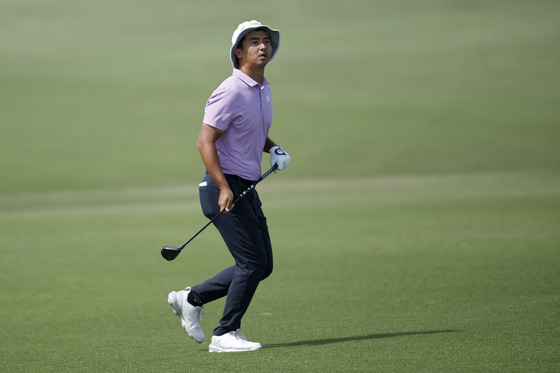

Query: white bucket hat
230,20,281,69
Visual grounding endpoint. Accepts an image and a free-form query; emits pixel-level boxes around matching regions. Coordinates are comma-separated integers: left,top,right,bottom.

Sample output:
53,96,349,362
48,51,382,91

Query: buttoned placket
259,85,265,121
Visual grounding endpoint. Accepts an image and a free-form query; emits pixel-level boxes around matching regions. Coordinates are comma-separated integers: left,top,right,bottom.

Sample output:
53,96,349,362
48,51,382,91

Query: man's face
235,30,272,68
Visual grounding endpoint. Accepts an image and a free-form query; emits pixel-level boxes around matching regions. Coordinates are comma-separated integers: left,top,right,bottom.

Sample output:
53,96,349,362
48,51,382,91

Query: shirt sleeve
203,86,238,131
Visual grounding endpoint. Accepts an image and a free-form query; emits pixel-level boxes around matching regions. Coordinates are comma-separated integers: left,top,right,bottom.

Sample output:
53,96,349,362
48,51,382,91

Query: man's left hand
270,146,291,171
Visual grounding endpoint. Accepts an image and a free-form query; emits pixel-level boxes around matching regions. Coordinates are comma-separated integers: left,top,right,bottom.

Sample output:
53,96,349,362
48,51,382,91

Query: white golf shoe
208,330,262,352
168,287,205,343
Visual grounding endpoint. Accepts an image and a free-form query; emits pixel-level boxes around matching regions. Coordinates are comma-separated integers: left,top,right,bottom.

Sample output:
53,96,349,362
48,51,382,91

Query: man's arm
196,124,234,212
263,137,277,153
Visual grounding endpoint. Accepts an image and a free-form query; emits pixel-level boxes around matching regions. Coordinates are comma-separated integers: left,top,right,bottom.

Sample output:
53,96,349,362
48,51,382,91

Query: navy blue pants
191,173,273,336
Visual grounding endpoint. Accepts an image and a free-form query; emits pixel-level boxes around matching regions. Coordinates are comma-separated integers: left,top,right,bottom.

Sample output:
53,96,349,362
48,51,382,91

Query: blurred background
2,0,558,194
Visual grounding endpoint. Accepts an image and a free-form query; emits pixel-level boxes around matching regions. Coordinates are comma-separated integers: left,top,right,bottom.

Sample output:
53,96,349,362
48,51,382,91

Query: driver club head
161,246,181,261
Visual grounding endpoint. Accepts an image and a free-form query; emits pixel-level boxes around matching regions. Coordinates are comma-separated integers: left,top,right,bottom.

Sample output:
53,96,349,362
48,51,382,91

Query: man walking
167,20,290,353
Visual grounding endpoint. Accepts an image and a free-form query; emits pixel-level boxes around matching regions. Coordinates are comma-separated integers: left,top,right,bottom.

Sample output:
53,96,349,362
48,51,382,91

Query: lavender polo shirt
203,69,273,181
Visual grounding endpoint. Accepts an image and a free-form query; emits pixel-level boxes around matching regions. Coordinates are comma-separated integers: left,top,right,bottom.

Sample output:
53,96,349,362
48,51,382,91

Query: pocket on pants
199,175,220,219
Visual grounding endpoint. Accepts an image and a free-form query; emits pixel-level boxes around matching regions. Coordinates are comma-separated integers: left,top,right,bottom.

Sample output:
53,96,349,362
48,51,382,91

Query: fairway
1,0,559,372
1,172,559,371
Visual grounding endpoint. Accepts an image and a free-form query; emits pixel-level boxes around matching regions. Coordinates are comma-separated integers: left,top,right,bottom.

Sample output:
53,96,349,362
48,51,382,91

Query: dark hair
235,27,270,49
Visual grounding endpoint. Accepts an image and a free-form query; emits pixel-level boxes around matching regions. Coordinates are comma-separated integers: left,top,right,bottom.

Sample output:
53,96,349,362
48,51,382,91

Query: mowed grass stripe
1,170,557,217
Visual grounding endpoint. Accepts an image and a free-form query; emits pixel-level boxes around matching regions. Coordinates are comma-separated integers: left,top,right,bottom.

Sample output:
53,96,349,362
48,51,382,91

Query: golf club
161,164,278,261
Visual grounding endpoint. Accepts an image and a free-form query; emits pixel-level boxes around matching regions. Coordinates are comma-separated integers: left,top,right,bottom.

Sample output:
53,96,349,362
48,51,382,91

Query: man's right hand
218,186,234,213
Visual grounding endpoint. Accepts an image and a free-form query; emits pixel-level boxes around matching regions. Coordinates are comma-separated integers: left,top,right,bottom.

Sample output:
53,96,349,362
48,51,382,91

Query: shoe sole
168,291,204,344
208,344,262,353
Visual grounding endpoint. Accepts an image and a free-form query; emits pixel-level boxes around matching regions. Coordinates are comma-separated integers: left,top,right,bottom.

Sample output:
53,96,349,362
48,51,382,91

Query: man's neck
239,65,265,85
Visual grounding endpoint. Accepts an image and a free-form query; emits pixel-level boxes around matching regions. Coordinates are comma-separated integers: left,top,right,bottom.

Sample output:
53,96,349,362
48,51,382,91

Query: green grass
1,0,559,372
1,172,559,372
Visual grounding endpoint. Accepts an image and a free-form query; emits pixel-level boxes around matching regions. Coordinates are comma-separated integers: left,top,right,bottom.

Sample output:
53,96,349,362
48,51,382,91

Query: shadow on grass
265,330,458,348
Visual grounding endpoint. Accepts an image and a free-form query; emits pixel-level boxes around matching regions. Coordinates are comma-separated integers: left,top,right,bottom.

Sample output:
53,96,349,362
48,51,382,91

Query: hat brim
230,25,280,69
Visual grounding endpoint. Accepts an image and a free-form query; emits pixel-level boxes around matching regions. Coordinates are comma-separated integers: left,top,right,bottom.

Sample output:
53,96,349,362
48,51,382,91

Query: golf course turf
1,1,559,371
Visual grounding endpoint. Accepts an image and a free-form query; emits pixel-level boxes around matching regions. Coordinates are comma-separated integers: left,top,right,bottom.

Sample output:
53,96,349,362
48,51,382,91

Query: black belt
224,174,256,187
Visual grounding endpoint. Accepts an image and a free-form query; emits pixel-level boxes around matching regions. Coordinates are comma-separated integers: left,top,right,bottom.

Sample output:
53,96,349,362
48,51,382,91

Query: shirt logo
266,95,270,102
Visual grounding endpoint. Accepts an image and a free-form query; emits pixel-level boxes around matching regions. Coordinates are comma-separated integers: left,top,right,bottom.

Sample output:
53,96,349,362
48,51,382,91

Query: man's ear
234,48,243,59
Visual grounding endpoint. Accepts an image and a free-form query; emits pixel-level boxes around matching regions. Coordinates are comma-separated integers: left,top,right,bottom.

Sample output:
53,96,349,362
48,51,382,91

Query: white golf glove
270,146,291,171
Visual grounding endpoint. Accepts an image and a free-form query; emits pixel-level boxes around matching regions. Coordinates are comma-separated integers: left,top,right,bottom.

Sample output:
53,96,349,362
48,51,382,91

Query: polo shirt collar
233,69,268,88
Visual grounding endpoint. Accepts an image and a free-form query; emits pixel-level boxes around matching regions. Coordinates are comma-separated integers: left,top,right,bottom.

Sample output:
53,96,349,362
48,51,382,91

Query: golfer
167,20,290,352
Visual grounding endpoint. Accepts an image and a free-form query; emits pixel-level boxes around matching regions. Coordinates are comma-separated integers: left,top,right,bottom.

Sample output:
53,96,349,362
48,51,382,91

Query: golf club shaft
178,164,278,250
